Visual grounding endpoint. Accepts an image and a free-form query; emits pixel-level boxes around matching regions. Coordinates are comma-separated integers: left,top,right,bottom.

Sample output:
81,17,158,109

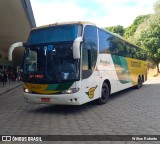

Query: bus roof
31,21,144,51
32,21,95,30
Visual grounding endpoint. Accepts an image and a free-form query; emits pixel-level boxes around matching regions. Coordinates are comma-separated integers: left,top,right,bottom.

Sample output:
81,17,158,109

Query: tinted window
23,43,80,84
27,24,82,45
99,29,110,54
82,25,98,79
109,36,125,55
98,29,146,60
82,48,90,70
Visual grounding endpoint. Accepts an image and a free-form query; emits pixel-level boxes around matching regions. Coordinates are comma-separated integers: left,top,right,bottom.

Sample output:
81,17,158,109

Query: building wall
0,50,13,72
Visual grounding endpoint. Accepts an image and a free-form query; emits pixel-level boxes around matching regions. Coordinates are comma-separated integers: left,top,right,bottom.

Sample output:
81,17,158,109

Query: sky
30,0,157,28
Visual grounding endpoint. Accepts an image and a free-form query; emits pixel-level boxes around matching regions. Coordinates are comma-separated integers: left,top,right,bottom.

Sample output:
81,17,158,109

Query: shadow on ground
28,84,152,115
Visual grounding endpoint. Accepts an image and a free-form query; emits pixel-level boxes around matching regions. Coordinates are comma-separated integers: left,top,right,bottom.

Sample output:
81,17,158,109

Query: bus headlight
62,88,80,94
23,87,31,93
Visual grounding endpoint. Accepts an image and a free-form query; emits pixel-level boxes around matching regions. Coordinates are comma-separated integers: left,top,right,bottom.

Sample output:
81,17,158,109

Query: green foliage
124,15,150,38
105,25,124,36
154,0,160,13
140,28,160,59
138,13,160,73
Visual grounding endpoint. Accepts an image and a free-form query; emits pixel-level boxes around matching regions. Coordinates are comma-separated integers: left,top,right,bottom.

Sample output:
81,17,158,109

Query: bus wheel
135,76,142,89
97,83,110,105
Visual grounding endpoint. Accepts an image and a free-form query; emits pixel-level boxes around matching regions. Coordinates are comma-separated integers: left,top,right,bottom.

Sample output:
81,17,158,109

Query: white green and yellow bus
8,21,147,105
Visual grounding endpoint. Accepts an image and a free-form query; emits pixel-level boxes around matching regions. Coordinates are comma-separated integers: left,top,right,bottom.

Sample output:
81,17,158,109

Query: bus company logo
86,86,98,99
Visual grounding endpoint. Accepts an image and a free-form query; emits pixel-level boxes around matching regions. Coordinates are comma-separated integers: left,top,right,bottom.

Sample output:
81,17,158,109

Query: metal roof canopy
0,0,36,67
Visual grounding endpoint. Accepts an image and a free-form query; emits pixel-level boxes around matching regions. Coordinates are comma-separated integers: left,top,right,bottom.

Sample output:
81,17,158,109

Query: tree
154,0,160,13
125,0,160,74
104,0,160,73
124,15,150,38
138,0,160,73
105,25,124,36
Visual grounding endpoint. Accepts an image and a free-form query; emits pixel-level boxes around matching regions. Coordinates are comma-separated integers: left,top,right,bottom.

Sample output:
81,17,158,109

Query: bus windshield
23,24,82,83
23,42,80,83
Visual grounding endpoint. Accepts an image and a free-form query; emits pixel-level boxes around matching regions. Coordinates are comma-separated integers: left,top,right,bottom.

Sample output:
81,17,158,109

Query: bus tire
135,76,142,89
97,82,110,105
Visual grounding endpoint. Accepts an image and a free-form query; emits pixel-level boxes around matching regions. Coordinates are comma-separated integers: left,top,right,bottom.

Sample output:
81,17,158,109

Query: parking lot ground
0,77,160,144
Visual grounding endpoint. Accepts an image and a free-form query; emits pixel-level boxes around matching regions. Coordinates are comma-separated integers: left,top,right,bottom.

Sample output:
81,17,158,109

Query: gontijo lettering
131,61,142,67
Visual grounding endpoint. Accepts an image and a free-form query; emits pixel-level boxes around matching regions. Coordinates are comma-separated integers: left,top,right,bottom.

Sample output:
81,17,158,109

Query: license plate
41,98,50,102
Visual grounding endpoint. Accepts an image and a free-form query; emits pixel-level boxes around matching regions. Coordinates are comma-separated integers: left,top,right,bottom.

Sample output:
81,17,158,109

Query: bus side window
82,48,91,70
82,48,92,79
82,25,98,79
99,29,110,54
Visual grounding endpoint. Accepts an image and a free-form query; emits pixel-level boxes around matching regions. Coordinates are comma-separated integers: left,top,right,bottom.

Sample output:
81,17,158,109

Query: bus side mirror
73,37,83,59
8,42,24,61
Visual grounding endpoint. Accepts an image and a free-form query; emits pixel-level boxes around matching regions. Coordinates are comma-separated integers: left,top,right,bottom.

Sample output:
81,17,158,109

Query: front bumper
23,92,82,105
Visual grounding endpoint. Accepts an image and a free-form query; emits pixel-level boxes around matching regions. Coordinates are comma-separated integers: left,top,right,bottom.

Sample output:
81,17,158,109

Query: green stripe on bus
112,55,131,84
45,84,59,91
57,82,74,91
